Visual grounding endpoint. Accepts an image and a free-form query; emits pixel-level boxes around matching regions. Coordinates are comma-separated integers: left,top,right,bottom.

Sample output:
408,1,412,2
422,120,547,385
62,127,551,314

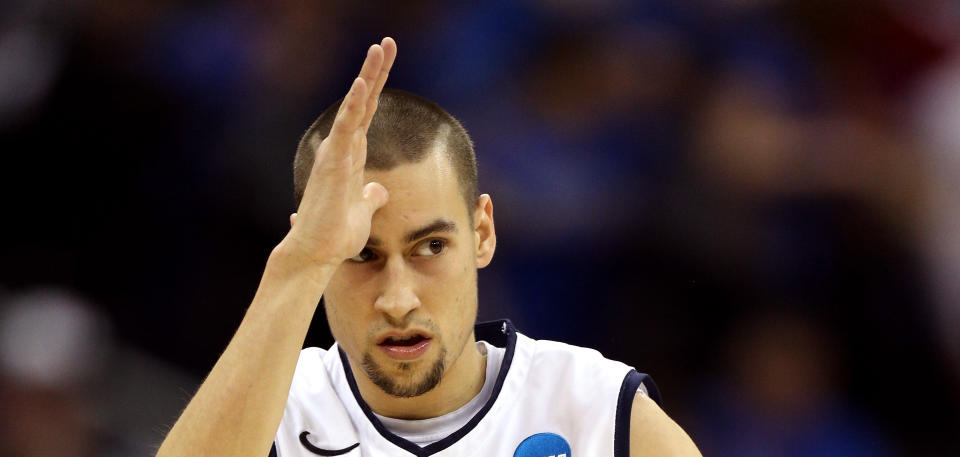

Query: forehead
365,151,470,234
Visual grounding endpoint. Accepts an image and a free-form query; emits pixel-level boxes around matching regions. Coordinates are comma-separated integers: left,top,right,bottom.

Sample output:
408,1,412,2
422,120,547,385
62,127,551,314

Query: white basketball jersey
272,320,660,457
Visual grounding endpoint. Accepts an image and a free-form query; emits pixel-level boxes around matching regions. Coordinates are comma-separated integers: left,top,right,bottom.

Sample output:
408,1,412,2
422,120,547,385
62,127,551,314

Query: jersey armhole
613,370,662,457
269,442,278,457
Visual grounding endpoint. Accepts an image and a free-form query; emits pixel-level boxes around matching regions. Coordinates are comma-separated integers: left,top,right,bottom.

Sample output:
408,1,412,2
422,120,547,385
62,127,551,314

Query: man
156,38,700,457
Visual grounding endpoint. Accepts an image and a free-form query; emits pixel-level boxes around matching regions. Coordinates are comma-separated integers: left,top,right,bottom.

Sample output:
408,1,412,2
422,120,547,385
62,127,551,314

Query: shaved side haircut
294,89,478,212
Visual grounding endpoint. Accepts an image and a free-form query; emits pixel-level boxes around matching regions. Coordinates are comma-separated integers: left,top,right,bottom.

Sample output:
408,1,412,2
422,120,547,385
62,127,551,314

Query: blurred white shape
912,52,960,375
0,287,110,389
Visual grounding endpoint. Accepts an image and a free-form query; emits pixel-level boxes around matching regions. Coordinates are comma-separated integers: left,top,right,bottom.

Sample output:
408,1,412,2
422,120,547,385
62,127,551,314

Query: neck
349,331,486,420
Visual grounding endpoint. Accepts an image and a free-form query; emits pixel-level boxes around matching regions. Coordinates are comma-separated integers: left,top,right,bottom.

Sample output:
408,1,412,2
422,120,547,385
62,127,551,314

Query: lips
376,331,432,361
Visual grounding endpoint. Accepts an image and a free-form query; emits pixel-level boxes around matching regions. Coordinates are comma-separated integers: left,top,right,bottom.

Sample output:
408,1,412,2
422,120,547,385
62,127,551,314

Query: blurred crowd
2,0,959,455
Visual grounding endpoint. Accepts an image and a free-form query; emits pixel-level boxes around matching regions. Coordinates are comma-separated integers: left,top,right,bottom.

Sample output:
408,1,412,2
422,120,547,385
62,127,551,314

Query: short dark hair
293,89,478,212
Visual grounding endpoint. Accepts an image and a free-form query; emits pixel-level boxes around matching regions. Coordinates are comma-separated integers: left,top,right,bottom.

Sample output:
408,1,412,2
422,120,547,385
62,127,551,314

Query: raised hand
155,39,398,457
285,37,397,268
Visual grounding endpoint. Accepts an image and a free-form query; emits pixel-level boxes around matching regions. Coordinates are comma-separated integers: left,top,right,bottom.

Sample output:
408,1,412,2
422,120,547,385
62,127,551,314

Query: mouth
376,331,433,361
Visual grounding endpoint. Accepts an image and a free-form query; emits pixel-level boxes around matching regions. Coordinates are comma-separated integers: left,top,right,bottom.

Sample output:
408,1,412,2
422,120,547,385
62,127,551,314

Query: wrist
268,238,341,284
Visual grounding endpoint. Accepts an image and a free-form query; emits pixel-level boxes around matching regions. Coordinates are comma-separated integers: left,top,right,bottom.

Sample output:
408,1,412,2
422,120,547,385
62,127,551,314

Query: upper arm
629,391,702,457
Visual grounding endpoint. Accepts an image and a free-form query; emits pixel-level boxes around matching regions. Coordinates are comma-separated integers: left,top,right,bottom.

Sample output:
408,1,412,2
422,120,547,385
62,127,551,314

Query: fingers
356,44,384,95
325,77,369,157
336,44,384,118
362,181,389,213
360,37,397,129
324,38,396,162
376,37,398,94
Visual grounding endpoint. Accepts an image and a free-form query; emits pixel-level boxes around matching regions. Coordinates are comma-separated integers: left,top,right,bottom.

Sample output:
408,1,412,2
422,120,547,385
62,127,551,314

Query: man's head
293,89,496,399
295,89,478,213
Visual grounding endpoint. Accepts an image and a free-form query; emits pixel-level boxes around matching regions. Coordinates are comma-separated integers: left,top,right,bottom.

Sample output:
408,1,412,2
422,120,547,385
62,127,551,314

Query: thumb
362,181,389,213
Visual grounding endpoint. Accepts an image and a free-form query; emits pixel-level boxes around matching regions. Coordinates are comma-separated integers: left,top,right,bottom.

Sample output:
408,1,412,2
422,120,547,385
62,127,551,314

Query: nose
373,257,421,321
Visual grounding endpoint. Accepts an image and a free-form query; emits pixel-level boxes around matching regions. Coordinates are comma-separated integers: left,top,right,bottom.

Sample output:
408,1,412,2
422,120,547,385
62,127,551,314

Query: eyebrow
366,219,458,246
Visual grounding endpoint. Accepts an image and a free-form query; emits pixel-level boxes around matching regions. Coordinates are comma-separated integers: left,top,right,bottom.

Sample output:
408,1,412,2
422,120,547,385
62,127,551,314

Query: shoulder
523,337,700,456
523,337,633,395
275,346,361,457
293,346,330,375
520,336,642,390
629,392,702,457
526,337,628,373
287,346,337,395
520,336,639,412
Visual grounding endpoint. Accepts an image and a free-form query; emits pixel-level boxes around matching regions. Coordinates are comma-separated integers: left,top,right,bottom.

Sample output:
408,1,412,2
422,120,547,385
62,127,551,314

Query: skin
155,38,400,457
155,37,700,457
319,146,497,419
631,393,702,456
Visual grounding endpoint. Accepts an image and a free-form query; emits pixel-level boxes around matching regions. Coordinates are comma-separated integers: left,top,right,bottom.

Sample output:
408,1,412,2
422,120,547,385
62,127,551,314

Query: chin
362,348,447,398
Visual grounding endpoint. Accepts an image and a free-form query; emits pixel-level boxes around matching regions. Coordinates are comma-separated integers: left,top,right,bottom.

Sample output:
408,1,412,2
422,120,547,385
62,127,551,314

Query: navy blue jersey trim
337,319,517,457
614,370,661,457
269,443,278,457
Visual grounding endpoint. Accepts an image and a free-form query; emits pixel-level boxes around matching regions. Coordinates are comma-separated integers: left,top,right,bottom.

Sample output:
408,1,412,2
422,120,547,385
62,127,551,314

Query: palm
288,38,397,267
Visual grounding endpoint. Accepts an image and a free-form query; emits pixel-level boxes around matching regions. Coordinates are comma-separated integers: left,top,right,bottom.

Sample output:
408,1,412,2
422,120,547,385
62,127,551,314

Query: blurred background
2,0,959,455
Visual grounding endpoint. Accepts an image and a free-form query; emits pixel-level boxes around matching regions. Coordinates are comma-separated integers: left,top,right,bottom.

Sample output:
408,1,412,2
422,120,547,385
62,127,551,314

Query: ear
474,194,496,268
289,213,297,228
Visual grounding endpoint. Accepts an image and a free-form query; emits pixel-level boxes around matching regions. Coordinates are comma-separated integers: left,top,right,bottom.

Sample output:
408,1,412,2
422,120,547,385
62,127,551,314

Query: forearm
156,37,395,457
156,242,336,457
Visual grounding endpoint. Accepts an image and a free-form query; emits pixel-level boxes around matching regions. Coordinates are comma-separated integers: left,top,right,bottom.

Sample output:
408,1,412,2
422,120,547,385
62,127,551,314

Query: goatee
362,349,447,398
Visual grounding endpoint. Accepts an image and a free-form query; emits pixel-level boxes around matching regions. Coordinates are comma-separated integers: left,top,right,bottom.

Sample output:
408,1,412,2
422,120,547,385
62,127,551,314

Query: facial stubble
361,348,447,398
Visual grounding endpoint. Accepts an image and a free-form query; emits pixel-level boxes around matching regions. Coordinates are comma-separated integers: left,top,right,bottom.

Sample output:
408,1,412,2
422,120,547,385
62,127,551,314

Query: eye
348,247,378,263
413,238,446,257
